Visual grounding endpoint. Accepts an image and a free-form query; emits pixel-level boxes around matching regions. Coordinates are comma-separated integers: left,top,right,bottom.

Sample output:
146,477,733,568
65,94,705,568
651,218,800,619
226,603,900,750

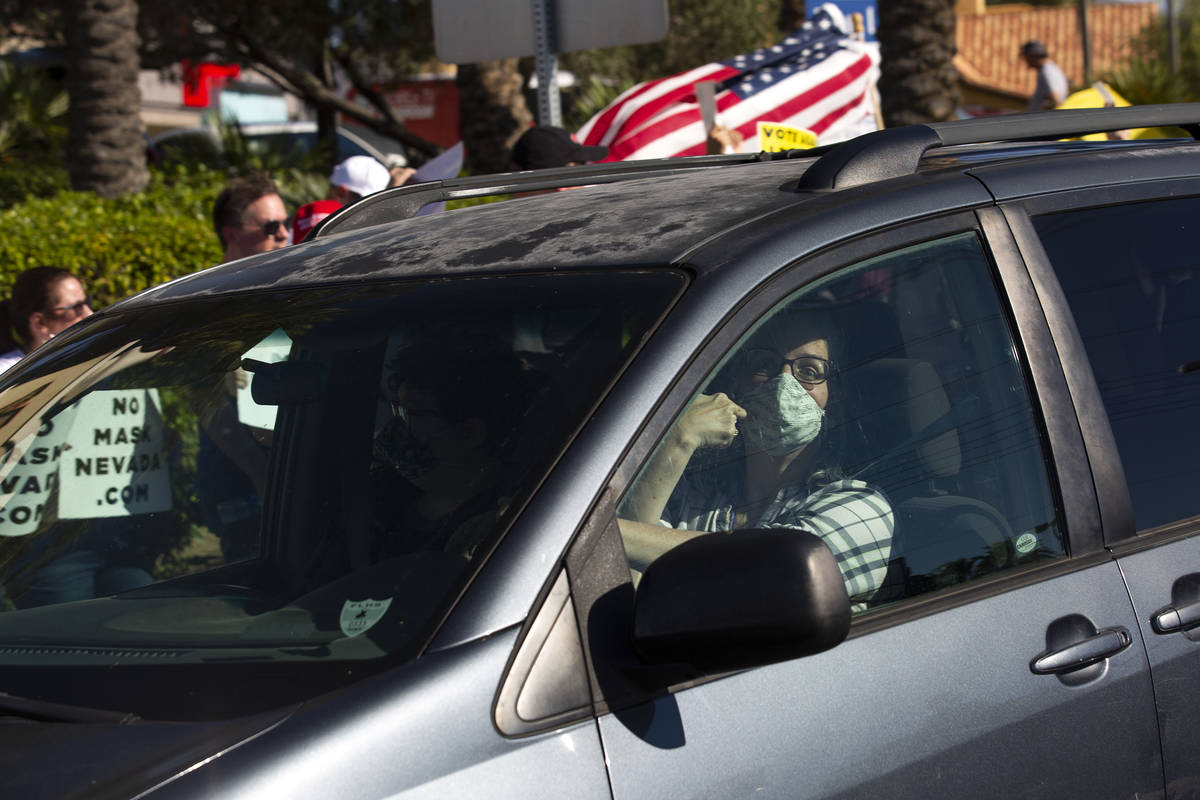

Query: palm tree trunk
878,0,960,127
66,0,149,197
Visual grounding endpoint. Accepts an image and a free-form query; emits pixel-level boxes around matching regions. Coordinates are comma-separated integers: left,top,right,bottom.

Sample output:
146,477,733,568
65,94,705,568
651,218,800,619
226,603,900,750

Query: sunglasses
252,219,289,238
50,296,92,317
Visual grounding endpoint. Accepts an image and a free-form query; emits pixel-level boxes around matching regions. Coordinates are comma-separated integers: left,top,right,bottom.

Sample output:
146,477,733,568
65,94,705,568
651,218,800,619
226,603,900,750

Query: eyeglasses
744,349,833,385
252,219,289,238
50,296,92,317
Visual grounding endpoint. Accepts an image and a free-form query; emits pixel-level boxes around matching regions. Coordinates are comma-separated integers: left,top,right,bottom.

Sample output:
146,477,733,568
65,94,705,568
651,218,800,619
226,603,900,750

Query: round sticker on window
1015,532,1038,555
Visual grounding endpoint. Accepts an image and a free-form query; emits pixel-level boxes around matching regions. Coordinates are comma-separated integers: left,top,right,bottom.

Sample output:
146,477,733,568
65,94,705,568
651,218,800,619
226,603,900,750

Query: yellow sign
757,122,818,152
1057,83,1150,140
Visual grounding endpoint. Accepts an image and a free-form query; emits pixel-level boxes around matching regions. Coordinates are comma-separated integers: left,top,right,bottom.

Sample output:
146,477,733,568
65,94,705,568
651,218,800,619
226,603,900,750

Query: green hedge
0,163,71,210
0,163,509,310
0,166,327,309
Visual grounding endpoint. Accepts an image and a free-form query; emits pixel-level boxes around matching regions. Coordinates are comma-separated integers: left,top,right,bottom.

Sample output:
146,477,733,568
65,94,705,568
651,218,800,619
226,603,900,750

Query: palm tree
66,0,149,197
877,0,961,126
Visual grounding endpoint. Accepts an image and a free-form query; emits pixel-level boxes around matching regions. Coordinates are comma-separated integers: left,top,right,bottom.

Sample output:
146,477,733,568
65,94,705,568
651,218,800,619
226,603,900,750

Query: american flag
576,5,880,161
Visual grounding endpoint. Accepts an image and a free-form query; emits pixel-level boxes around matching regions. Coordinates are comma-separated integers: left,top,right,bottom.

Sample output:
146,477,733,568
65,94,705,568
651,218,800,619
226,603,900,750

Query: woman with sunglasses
0,266,93,374
618,307,894,610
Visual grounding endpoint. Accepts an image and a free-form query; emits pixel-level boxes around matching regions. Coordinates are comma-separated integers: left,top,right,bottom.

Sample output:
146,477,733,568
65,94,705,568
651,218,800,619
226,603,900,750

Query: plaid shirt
664,478,894,608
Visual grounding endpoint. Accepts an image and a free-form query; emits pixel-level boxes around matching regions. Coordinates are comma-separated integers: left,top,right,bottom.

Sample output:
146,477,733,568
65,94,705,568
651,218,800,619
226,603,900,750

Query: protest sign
757,121,819,152
59,389,171,519
0,406,78,536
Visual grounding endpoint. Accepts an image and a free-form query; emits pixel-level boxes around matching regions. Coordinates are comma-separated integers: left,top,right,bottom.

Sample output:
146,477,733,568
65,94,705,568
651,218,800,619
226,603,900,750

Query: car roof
131,105,1200,308
135,159,815,304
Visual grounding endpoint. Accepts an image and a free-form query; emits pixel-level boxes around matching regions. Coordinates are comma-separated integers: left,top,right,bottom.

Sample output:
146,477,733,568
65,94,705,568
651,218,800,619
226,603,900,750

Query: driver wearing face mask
618,308,894,609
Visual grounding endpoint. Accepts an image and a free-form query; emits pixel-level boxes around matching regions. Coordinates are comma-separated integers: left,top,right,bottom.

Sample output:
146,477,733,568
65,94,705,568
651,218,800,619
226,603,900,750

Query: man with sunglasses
212,171,290,262
202,172,285,563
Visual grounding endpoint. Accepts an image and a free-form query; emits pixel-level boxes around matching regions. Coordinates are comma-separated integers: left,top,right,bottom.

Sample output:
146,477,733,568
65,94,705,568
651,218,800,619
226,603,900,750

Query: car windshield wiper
0,691,140,724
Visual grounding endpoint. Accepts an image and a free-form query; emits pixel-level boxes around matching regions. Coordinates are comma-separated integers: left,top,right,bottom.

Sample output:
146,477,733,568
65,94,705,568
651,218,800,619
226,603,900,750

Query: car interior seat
840,357,1016,607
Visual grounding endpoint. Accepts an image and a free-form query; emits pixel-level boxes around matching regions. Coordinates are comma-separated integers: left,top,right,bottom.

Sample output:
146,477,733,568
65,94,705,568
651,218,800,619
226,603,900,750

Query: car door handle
1030,627,1131,675
1152,600,1200,634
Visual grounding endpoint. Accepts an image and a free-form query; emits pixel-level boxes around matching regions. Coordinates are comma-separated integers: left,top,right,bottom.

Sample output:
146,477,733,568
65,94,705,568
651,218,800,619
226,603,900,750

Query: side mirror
633,529,850,674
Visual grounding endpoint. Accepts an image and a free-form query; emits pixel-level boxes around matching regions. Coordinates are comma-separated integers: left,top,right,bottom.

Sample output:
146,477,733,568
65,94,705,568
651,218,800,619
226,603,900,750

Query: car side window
617,233,1066,612
1034,197,1200,532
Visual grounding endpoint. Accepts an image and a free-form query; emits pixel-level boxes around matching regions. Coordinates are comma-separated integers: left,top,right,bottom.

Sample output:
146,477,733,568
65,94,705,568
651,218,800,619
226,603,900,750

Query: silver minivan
3,105,1200,799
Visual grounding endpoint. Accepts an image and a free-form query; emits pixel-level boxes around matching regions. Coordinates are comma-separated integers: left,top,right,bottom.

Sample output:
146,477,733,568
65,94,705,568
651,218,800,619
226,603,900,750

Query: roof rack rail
796,103,1200,192
312,150,797,238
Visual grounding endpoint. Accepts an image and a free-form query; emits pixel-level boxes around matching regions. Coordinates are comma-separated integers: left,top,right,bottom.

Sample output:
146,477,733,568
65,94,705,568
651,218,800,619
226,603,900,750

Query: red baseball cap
291,200,343,244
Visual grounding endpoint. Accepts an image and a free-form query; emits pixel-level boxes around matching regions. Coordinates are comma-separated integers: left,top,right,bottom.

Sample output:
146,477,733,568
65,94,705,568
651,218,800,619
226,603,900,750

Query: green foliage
0,61,68,167
0,159,335,311
0,168,227,309
1105,7,1200,105
150,385,212,580
0,163,70,211
152,121,330,211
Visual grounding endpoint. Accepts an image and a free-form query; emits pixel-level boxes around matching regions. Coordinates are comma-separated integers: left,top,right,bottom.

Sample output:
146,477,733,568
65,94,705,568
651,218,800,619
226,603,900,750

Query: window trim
1001,182,1200,545
568,210,1093,708
982,207,1106,555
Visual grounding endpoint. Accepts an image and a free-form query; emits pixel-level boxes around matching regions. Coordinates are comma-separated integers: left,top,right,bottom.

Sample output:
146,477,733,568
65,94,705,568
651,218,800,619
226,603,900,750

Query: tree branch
200,10,442,158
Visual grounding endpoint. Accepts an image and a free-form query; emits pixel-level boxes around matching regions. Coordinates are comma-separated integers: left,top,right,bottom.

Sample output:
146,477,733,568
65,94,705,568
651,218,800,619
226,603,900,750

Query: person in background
508,126,609,171
327,155,392,206
706,124,744,155
213,171,290,262
203,173,288,561
1023,40,1069,111
0,267,93,374
290,155,393,244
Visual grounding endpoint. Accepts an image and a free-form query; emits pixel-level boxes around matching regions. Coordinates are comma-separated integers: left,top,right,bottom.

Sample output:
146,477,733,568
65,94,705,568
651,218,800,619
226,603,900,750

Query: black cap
510,126,609,170
1022,40,1048,58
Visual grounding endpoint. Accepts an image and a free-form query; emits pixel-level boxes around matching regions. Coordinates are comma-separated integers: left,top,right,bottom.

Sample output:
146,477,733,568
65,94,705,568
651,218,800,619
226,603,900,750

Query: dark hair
1022,40,1048,58
0,266,78,353
212,172,280,249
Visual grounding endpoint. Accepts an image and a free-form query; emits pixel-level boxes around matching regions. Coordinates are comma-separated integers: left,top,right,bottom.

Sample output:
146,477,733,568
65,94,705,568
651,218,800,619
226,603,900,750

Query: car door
569,214,1164,799
1017,186,1200,798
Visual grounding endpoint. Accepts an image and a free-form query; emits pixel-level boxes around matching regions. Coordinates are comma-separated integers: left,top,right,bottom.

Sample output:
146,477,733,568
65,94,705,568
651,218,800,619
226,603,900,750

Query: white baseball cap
330,156,390,198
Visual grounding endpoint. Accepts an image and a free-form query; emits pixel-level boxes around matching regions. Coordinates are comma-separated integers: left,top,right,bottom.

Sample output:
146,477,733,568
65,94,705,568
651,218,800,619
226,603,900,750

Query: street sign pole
433,0,666,127
532,0,562,126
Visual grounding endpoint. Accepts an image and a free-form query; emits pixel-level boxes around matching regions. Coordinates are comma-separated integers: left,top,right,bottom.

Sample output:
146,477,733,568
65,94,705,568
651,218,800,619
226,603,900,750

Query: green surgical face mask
738,374,825,457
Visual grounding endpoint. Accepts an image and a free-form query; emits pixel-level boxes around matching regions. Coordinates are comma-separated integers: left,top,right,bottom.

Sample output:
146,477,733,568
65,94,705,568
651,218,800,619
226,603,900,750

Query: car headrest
843,358,961,479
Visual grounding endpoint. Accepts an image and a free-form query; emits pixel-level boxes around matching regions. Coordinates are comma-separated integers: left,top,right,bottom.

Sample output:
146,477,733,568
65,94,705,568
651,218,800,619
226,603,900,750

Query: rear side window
618,233,1065,611
1035,197,1200,532
0,271,682,720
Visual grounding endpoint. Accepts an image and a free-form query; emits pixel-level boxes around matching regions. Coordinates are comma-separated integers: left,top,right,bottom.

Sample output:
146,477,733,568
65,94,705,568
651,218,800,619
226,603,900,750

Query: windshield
0,271,682,720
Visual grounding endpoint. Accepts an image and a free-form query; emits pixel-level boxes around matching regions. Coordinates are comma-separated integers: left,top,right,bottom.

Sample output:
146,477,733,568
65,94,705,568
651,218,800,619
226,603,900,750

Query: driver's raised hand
671,392,746,451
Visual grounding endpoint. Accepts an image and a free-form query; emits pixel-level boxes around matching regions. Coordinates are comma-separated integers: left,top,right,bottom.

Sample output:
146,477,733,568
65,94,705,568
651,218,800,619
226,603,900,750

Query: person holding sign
0,267,93,375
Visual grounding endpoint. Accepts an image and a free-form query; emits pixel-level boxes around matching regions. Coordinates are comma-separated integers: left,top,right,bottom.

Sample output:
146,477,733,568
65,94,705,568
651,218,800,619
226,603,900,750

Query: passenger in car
370,341,538,563
618,308,894,608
